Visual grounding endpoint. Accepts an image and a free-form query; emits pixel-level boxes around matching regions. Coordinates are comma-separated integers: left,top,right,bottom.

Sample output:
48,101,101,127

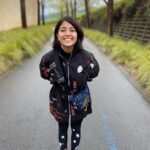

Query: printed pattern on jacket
39,49,99,123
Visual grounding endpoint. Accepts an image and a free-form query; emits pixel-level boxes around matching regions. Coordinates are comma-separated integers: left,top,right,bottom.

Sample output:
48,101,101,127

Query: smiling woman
39,16,100,150
57,21,77,53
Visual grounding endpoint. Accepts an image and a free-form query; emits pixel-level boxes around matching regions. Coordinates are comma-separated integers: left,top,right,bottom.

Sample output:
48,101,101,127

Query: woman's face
57,21,77,53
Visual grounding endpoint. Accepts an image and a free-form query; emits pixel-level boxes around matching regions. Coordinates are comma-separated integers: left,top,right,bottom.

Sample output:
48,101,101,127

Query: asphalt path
0,37,150,150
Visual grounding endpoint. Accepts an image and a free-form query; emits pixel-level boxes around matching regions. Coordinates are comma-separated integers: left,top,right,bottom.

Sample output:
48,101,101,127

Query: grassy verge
0,25,52,75
84,28,150,97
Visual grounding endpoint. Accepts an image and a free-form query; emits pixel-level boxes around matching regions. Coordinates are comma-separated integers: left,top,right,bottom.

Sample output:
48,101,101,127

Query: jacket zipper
59,52,72,117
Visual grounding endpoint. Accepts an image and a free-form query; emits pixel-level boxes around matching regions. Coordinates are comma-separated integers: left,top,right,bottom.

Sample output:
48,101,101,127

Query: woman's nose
65,30,71,35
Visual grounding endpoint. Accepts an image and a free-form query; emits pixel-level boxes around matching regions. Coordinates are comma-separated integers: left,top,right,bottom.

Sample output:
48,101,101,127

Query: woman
39,16,99,150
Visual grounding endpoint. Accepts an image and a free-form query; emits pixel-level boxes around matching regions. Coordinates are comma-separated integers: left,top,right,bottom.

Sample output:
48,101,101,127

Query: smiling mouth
64,38,72,41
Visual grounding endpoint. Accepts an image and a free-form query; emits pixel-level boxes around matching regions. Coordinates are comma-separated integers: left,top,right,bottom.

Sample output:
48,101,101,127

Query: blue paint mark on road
100,113,118,150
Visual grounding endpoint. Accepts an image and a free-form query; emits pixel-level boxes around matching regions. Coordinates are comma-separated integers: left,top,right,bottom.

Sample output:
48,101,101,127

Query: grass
45,18,59,24
0,25,53,75
84,28,150,97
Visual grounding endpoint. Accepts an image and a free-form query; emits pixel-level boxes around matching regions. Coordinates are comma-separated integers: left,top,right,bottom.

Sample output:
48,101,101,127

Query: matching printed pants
58,119,83,150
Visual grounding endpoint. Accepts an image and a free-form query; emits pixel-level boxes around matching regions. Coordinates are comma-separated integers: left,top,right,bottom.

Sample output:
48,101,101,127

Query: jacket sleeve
39,54,65,84
39,56,50,81
83,52,100,81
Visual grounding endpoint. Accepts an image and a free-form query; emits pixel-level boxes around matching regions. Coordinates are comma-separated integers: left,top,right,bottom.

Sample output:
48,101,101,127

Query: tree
70,0,77,19
84,0,90,27
47,0,79,19
65,0,69,16
59,0,66,18
20,0,27,28
73,0,77,19
70,0,74,17
47,0,66,18
41,0,45,25
104,0,114,36
37,0,40,25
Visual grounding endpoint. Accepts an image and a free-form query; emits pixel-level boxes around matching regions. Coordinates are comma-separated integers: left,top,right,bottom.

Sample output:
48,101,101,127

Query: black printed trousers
58,119,83,150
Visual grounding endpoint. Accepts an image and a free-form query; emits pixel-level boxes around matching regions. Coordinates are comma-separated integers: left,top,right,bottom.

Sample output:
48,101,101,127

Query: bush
0,25,52,75
84,28,150,96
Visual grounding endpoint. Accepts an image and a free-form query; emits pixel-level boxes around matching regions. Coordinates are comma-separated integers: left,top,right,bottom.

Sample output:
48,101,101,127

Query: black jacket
39,48,99,123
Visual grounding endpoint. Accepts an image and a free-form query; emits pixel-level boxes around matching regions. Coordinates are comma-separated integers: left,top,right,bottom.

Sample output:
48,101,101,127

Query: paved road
0,37,150,150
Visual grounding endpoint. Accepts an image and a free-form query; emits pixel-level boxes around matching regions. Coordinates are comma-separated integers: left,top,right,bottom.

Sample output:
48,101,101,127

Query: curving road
0,37,150,150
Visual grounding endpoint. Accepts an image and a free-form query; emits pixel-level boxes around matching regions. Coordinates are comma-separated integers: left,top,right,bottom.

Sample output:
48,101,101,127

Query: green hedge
0,25,52,74
84,28,150,96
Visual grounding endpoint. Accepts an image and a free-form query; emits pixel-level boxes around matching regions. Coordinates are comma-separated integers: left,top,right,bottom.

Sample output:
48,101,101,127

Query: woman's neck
59,47,72,61
61,45,73,53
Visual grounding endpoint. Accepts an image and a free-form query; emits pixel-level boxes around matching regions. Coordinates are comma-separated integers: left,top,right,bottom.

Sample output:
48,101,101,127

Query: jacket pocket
49,86,68,120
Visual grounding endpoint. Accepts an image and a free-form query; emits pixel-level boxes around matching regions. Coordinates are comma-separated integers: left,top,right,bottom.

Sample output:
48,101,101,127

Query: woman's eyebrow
60,26,75,29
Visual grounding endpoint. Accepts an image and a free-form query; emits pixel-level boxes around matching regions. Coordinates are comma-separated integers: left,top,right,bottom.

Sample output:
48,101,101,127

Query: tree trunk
41,0,45,25
74,0,77,19
60,8,64,18
66,0,69,16
104,0,113,36
84,0,90,27
20,0,27,28
37,0,40,25
70,0,74,18
107,0,113,36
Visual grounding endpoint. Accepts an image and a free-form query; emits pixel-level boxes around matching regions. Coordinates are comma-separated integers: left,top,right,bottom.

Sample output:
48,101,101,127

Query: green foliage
45,18,59,24
84,28,150,96
76,13,85,19
0,25,52,74
123,0,135,8
82,0,135,30
113,0,134,12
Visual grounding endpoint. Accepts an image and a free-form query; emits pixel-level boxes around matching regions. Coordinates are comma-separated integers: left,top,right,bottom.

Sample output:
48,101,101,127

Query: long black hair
53,16,84,51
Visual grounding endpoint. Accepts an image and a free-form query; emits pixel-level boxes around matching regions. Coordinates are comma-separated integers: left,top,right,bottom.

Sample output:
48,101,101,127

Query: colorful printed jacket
39,48,99,123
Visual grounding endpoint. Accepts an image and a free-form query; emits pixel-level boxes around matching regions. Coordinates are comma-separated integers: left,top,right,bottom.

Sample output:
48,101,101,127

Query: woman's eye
70,29,76,32
59,28,76,33
60,29,65,32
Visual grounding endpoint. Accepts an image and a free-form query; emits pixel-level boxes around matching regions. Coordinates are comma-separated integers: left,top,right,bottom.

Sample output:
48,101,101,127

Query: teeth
64,39,72,41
